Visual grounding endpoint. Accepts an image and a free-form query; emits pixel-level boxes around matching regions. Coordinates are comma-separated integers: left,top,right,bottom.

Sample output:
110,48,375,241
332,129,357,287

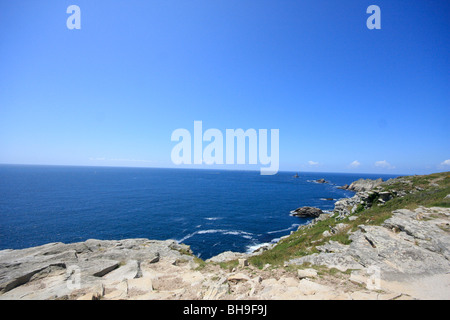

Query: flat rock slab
0,238,193,298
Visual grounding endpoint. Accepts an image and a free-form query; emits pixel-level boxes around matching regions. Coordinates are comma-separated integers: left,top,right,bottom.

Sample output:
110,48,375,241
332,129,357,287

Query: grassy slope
248,171,450,268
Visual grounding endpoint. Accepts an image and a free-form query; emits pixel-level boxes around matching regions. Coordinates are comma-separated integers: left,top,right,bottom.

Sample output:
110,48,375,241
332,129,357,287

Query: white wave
204,217,223,221
266,224,300,235
245,238,280,254
177,229,254,243
246,243,268,253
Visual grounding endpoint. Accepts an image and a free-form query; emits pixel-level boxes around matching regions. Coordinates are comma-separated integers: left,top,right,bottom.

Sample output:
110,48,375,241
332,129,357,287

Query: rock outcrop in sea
290,206,323,218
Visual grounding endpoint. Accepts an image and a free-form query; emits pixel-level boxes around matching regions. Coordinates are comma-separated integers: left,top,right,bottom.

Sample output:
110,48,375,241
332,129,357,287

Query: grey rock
297,268,318,279
289,207,450,282
290,207,323,218
378,191,392,202
333,189,394,218
0,238,194,297
207,251,249,263
345,178,383,192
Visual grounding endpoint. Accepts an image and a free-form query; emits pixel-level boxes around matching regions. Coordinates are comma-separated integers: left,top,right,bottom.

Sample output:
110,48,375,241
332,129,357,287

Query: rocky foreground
1,173,449,300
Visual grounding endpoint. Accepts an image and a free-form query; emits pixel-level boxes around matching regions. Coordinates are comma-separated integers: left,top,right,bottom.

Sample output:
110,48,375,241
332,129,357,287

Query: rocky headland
1,172,449,300
337,178,383,192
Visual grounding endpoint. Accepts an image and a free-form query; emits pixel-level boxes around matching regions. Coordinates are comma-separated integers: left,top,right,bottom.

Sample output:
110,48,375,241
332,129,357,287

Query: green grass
218,259,239,271
248,171,450,269
249,217,341,268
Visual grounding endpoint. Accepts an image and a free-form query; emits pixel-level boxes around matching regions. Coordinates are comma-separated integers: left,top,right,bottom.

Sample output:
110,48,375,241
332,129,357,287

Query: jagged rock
316,179,328,184
377,191,392,204
333,189,394,218
290,207,323,218
103,260,140,282
0,238,194,299
333,195,361,218
289,207,450,283
203,277,229,300
344,178,383,192
383,208,450,260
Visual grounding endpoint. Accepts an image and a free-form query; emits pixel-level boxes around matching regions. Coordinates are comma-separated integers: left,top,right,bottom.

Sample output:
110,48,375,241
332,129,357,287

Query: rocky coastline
1,173,449,300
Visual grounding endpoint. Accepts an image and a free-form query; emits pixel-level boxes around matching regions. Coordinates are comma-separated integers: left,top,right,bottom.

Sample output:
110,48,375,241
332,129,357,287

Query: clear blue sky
0,0,449,175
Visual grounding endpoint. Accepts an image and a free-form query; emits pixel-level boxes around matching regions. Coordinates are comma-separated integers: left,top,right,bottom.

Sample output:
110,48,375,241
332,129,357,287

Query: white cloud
308,160,319,166
349,160,361,168
441,159,450,166
375,160,395,169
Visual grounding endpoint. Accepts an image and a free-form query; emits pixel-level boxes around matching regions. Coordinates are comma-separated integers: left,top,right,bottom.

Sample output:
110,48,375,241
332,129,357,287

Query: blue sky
0,0,449,175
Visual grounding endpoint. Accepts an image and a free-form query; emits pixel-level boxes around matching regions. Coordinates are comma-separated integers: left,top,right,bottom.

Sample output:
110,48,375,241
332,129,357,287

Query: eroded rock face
343,178,383,192
288,207,450,284
0,239,193,299
333,190,394,219
0,237,353,300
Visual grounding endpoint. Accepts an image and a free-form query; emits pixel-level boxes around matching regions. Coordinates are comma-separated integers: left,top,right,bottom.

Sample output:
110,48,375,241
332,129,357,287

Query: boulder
227,273,251,283
238,259,249,267
290,207,323,218
297,268,318,279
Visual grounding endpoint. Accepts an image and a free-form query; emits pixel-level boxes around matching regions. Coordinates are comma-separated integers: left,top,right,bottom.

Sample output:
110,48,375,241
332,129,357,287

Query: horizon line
0,162,432,177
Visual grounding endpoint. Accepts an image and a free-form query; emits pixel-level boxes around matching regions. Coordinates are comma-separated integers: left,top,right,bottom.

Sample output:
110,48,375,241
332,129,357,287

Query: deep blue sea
0,165,398,259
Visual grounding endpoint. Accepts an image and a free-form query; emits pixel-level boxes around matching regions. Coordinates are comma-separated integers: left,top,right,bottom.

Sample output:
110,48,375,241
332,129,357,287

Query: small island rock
290,206,323,218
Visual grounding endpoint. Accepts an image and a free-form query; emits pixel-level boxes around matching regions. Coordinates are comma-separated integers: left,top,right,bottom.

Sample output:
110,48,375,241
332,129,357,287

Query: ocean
0,165,398,259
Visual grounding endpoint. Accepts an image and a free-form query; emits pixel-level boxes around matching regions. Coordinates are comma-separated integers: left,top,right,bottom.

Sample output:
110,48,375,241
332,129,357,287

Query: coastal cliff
1,172,449,300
